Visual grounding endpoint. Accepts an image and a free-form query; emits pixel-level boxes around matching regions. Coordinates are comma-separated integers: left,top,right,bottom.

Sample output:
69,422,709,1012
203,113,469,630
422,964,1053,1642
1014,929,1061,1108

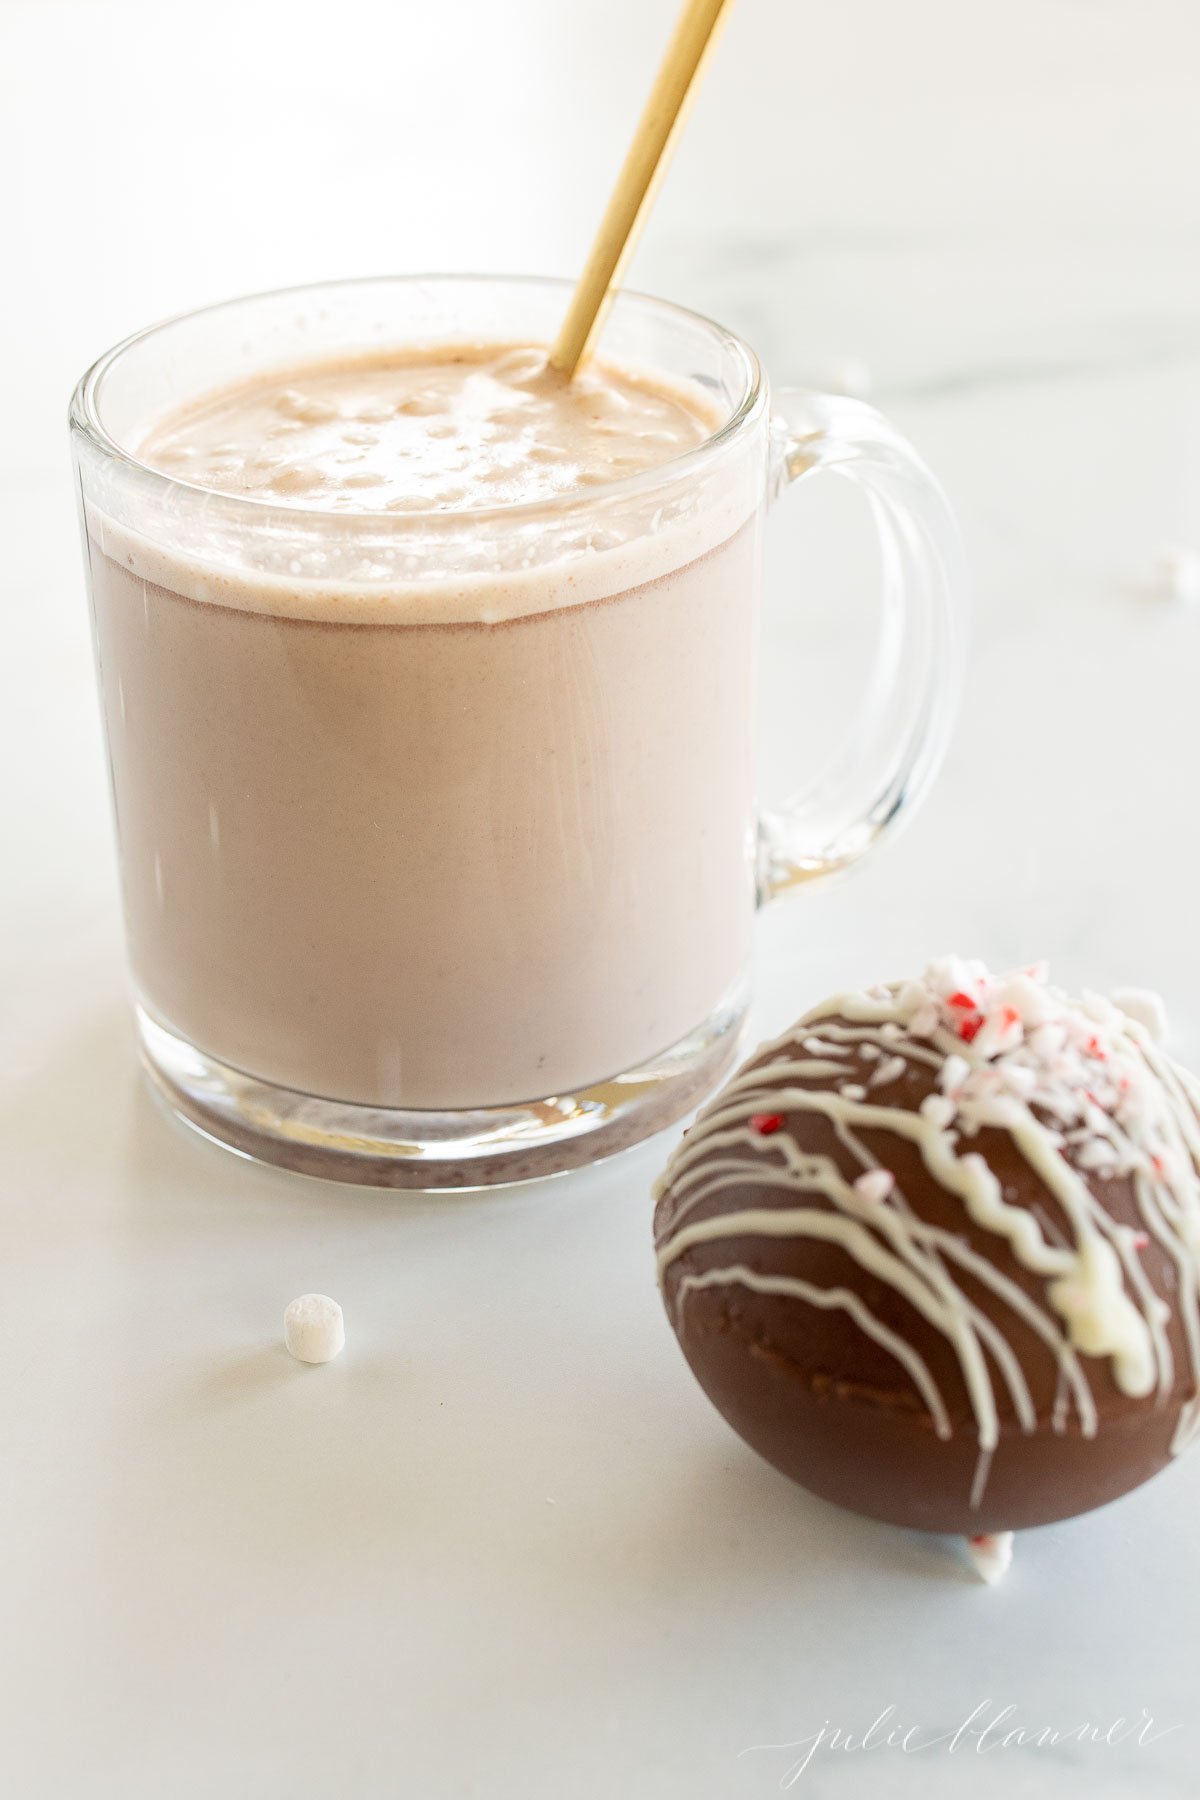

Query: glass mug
71,276,964,1187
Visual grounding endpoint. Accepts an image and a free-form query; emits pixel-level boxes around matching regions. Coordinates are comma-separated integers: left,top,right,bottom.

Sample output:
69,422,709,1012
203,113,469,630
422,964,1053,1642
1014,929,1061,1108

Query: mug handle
756,390,967,902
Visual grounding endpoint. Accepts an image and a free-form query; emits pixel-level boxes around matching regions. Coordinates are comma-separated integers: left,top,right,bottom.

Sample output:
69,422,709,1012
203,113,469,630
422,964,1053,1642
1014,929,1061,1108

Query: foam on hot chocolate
101,344,754,624
139,344,721,511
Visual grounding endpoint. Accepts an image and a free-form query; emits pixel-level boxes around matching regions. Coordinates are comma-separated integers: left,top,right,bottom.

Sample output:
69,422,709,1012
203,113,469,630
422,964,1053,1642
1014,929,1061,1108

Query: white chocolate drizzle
655,959,1200,1498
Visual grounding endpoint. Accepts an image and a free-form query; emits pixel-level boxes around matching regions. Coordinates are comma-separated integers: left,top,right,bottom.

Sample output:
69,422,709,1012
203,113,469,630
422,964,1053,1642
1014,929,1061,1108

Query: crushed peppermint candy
870,1054,908,1089
920,1093,956,1129
966,1531,1014,1585
854,1169,896,1205
890,958,1184,1190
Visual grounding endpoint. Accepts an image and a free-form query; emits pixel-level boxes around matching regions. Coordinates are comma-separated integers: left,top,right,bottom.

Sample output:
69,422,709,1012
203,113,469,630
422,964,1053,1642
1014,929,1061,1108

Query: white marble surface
3,1,1200,1793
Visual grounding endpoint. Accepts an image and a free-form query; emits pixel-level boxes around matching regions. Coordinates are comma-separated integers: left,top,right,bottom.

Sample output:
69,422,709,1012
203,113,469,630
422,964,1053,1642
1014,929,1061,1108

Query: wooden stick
549,0,735,378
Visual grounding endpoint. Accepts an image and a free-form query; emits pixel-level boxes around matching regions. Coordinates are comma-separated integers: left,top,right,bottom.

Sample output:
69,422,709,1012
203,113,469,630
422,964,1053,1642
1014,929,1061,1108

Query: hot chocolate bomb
654,961,1200,1535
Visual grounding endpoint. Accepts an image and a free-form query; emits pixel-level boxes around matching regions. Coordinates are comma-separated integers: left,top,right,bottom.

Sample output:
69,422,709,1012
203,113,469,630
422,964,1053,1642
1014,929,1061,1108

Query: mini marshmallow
966,1531,1014,1586
284,1293,345,1364
1112,987,1168,1044
822,355,873,400
1153,544,1200,603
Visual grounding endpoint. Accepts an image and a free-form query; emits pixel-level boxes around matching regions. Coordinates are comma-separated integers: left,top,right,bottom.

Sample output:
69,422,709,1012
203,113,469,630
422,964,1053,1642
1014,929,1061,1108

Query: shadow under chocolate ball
653,966,1200,1536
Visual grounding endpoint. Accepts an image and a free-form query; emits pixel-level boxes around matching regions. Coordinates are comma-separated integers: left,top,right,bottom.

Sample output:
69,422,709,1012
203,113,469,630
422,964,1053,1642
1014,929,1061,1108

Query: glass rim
68,272,766,531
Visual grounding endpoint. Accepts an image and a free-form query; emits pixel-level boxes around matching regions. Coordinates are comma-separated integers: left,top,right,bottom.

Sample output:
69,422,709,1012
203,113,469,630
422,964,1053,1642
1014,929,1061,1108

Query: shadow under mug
71,275,965,1188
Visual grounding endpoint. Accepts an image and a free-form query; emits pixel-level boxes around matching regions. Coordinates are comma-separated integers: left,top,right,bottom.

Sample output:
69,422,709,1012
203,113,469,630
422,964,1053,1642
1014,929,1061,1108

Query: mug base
136,990,748,1190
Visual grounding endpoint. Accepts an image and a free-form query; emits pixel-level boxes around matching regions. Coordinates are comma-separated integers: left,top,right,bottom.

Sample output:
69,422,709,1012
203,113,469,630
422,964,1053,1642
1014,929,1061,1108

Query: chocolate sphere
654,960,1200,1534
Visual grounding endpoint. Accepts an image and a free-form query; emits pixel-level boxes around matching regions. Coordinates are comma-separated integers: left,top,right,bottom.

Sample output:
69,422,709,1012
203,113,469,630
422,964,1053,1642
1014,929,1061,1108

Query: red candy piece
959,1017,982,1043
947,991,976,1010
749,1113,784,1137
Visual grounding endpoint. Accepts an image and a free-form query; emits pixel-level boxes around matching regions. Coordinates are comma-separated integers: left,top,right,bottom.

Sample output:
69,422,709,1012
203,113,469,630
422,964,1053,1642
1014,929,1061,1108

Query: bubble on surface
275,390,338,424
266,464,328,495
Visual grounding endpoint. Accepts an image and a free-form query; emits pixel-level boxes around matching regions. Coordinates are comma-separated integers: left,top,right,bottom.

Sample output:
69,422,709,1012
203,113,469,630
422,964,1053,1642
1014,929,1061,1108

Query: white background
3,1,1200,1794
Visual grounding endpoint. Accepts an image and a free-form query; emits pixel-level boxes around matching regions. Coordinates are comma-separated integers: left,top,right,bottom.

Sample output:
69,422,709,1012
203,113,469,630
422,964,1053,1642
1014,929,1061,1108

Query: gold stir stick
549,0,735,379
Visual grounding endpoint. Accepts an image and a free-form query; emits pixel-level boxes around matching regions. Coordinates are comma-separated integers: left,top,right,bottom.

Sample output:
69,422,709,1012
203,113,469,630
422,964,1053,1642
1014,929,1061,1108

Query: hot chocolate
88,345,759,1109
